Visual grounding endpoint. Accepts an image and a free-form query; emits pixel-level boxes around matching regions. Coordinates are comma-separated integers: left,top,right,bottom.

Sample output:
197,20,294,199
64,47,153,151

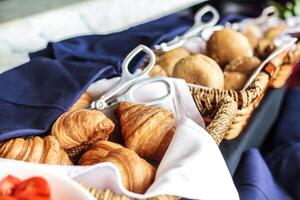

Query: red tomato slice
13,177,50,200
0,196,18,200
0,175,21,196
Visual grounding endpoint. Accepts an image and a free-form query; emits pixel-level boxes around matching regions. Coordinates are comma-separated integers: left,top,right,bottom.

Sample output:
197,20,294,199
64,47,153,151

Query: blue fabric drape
234,149,292,200
264,88,300,199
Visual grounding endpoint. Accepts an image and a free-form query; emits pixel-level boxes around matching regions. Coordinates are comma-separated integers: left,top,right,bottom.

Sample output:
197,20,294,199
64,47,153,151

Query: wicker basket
189,47,300,140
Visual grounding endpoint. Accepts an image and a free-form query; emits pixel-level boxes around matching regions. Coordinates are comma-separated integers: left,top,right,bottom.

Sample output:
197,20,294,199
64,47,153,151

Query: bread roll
255,38,276,59
157,48,190,76
243,25,262,48
224,56,261,76
173,54,224,89
264,25,286,40
224,71,248,90
207,28,253,66
148,64,167,77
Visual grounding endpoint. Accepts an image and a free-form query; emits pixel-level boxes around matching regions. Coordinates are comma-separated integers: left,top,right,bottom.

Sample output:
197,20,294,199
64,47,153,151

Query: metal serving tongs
201,6,280,41
242,37,297,90
228,6,279,31
154,5,219,53
90,45,174,110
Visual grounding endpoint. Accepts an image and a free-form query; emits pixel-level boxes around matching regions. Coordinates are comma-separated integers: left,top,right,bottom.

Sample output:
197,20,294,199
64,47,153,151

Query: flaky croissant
69,92,92,111
51,109,115,150
118,102,175,161
0,136,72,165
79,146,156,194
78,141,123,165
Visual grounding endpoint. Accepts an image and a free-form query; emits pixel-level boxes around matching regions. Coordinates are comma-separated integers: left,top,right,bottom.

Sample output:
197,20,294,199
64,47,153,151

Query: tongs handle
229,6,279,30
156,5,219,52
90,45,156,110
184,5,220,38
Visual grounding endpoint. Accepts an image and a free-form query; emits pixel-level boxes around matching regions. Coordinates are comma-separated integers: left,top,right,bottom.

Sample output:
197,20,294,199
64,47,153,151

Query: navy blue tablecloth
234,88,300,200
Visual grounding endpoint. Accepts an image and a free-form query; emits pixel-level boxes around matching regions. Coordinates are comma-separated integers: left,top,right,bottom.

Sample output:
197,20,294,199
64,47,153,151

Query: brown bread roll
207,28,253,66
148,64,167,77
173,54,224,89
243,25,262,48
224,71,248,90
157,47,190,76
264,25,286,40
255,38,276,59
224,56,261,76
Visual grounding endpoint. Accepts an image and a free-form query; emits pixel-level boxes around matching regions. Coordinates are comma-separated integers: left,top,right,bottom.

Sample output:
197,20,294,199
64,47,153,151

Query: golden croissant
78,141,123,165
51,109,115,150
0,136,72,165
118,102,175,161
69,92,92,111
79,146,156,194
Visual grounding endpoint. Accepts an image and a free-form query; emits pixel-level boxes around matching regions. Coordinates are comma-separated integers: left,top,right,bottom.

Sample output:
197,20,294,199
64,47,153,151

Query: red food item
0,196,18,200
13,177,50,200
0,176,21,196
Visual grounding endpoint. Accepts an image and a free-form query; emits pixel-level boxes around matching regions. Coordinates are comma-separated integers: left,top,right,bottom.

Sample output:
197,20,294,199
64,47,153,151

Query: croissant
78,141,123,165
80,147,156,194
69,92,92,111
0,136,72,165
51,109,115,150
118,102,175,161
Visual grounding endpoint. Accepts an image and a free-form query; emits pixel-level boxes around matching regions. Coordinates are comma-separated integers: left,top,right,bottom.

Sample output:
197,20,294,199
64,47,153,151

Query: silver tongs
228,6,279,31
154,5,219,53
90,45,174,110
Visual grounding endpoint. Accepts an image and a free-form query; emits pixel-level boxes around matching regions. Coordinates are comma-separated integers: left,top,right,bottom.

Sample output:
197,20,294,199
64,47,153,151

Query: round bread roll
173,54,224,89
255,38,276,59
224,56,261,76
148,64,167,77
224,71,248,90
207,28,253,66
264,25,286,40
157,47,190,76
243,25,262,48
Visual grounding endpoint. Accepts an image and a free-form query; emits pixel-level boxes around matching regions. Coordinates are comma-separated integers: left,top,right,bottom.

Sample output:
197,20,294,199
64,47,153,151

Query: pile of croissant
0,92,176,194
150,24,298,91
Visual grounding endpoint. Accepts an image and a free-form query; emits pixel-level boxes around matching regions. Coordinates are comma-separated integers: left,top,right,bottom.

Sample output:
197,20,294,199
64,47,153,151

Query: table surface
0,0,91,23
0,0,205,73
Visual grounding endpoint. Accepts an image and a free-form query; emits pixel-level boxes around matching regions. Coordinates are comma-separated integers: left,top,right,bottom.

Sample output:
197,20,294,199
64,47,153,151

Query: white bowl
0,163,95,200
